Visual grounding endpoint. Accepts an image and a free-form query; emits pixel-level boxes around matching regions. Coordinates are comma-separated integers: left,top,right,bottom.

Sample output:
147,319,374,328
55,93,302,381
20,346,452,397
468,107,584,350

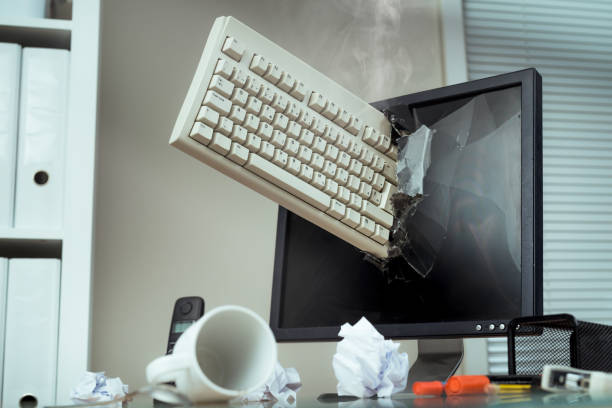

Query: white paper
332,317,409,398
70,372,128,403
241,362,302,405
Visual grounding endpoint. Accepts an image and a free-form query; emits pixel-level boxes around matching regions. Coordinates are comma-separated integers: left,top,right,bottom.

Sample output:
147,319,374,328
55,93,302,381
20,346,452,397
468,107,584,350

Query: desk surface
69,392,612,408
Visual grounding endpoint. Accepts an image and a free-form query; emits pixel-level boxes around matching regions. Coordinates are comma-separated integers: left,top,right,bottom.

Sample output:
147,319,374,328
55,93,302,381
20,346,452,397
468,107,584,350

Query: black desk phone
166,296,205,354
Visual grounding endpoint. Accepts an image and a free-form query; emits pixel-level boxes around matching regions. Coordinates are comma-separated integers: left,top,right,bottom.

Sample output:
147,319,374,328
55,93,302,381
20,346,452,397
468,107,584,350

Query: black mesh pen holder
508,314,612,375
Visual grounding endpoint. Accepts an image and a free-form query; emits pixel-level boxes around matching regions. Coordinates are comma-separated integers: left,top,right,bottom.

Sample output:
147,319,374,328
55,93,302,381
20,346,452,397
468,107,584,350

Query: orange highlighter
413,375,491,396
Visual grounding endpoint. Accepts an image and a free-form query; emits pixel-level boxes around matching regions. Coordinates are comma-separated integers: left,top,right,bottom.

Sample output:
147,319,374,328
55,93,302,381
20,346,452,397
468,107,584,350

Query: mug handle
146,353,191,384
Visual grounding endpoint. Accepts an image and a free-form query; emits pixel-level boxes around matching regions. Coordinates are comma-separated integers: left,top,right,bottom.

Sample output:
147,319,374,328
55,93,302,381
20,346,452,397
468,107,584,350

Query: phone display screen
172,321,193,334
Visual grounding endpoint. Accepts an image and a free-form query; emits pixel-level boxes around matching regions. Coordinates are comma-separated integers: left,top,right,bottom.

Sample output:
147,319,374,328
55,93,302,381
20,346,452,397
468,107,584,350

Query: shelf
0,17,72,49
0,229,63,258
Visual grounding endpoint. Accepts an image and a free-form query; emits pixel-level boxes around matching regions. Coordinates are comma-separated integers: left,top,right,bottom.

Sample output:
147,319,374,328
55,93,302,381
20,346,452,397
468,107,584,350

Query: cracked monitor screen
276,86,523,331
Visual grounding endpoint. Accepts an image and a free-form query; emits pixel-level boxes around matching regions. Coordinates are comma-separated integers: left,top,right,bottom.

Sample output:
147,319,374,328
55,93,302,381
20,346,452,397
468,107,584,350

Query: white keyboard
170,16,398,258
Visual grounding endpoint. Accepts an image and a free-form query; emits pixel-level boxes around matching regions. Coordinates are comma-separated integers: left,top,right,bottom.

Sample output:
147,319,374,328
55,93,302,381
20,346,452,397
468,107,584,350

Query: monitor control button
180,302,193,315
476,324,482,331
499,323,506,330
489,324,495,330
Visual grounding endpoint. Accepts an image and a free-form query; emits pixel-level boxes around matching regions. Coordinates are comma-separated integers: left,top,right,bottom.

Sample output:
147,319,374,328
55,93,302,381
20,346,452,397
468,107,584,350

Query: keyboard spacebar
245,154,331,211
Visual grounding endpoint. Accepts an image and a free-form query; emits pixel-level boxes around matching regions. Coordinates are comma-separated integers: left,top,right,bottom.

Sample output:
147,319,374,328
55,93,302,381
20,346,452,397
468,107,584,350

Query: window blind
463,0,612,375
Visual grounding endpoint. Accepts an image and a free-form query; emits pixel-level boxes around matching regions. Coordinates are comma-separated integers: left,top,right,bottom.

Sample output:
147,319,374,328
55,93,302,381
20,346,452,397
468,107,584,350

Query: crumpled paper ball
241,362,302,405
70,371,128,403
332,317,409,398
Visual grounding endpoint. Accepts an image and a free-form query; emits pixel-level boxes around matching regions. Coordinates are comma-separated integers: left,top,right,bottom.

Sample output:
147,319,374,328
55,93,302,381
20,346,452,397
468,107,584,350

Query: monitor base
406,338,464,388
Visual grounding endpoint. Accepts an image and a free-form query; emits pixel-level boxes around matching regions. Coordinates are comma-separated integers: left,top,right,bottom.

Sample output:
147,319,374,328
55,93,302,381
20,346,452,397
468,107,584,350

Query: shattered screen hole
278,86,523,328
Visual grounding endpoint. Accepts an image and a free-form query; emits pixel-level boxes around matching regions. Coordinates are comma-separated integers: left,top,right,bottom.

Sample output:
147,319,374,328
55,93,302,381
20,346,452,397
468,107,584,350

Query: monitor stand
406,338,464,388
317,338,464,401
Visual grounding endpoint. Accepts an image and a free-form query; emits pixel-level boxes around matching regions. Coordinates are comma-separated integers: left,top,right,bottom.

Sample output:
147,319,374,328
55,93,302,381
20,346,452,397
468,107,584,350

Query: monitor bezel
269,68,542,341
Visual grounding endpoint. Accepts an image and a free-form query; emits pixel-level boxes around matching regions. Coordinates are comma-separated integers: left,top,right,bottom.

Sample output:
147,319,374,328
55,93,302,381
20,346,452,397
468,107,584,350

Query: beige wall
92,0,444,395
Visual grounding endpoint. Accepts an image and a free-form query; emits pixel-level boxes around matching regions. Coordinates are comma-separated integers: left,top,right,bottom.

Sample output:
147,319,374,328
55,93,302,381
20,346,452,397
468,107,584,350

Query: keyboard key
358,182,372,200
342,208,361,228
285,102,301,120
299,129,314,146
278,72,295,92
259,141,275,160
250,54,269,75
256,122,273,140
324,127,339,144
228,105,246,123
324,179,339,196
372,173,385,191
272,149,288,168
245,77,262,96
382,160,397,184
312,172,326,190
356,217,376,236
361,201,393,229
246,96,263,114
326,199,346,220
286,157,301,175
347,175,361,192
311,118,327,136
264,63,281,84
380,182,397,214
271,130,287,148
309,92,327,112
375,133,391,153
334,109,350,127
348,141,362,158
244,154,331,211
297,110,313,128
203,90,231,116
346,116,363,135
371,190,382,206
245,133,262,152
259,86,275,104
230,125,247,144
209,74,234,98
231,88,248,106
230,68,248,87
243,113,260,132
322,101,339,120
190,122,213,145
222,36,244,61
271,94,288,112
214,59,234,79
336,132,351,151
335,168,349,185
386,144,398,161
337,152,351,169
322,161,337,178
196,106,220,128
299,164,314,182
297,145,312,163
290,80,306,101
286,121,301,139
228,142,249,165
324,144,339,161
210,132,232,155
216,117,233,136
260,105,276,123
348,193,362,211
362,126,379,145
348,159,362,176
310,153,325,171
372,225,390,244
372,155,385,172
285,138,300,156
360,148,374,165
272,113,289,131
360,166,374,183
335,187,350,204
312,137,327,154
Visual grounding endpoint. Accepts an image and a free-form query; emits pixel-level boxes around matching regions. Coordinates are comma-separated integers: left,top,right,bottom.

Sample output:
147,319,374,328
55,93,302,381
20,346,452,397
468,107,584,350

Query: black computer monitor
269,69,542,348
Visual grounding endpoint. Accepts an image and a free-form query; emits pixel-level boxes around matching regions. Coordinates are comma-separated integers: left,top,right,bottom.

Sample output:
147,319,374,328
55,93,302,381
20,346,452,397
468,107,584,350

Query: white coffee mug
146,305,277,403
